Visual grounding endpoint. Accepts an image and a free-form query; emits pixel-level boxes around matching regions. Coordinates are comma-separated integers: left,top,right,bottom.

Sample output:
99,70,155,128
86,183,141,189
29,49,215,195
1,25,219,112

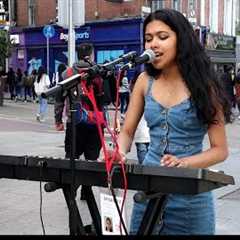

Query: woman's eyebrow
145,31,169,35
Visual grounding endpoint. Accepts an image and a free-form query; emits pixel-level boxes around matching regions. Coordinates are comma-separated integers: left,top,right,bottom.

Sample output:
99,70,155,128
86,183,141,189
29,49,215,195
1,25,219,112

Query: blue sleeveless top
130,78,215,235
143,78,208,166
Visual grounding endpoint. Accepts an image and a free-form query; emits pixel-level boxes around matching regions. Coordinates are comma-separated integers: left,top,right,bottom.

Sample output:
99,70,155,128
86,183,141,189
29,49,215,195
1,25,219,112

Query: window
172,0,180,11
188,0,196,10
151,0,164,12
28,0,36,26
200,0,205,26
0,2,3,11
97,50,124,64
210,0,218,33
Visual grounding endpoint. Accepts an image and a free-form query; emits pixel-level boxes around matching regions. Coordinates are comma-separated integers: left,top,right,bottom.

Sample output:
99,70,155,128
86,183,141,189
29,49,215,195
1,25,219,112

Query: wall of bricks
16,0,28,26
16,0,56,27
14,0,227,36
16,0,147,27
205,0,210,27
35,0,56,26
85,0,145,21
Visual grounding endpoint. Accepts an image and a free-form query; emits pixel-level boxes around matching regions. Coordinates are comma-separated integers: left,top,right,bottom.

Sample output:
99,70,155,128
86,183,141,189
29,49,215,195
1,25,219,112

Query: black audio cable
38,160,46,235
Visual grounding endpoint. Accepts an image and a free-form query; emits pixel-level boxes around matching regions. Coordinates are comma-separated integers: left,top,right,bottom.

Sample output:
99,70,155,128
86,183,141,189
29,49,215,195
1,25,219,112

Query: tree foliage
0,30,12,68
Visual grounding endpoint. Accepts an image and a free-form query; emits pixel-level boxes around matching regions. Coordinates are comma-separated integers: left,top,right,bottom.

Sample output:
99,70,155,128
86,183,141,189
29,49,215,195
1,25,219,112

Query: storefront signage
60,31,90,42
206,33,235,50
17,49,24,59
10,34,20,44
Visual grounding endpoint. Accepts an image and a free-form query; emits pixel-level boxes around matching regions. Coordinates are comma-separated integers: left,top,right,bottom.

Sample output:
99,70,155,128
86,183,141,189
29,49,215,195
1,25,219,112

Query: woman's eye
145,36,152,42
159,35,168,40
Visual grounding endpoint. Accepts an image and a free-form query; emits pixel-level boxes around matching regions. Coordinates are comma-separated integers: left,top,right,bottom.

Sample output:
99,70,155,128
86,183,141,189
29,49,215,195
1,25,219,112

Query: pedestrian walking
221,65,235,110
29,69,38,103
34,66,50,122
234,67,240,119
22,70,33,102
119,70,130,120
7,67,16,100
114,9,230,235
54,63,67,131
15,68,24,102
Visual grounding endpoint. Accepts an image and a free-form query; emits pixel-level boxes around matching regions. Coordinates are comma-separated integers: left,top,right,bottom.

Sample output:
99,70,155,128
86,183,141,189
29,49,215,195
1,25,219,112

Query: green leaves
0,30,12,67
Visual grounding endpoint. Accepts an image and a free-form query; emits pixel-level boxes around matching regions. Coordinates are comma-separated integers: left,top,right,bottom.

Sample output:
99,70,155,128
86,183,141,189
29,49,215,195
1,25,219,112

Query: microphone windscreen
144,49,156,63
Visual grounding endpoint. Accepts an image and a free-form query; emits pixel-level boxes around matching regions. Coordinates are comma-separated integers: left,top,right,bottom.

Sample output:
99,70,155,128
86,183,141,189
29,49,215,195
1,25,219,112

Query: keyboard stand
135,192,168,235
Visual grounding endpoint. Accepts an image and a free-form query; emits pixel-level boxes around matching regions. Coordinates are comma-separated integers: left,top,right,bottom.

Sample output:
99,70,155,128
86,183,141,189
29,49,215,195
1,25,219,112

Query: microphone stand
67,87,80,235
42,73,86,235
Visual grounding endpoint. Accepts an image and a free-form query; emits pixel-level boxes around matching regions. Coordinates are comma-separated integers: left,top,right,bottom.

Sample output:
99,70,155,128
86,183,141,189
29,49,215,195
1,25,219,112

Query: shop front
9,17,143,81
205,33,236,73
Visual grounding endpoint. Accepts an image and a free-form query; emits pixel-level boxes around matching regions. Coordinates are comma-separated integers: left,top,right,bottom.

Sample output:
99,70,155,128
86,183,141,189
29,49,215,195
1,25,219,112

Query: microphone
87,51,137,77
134,49,156,65
120,49,156,70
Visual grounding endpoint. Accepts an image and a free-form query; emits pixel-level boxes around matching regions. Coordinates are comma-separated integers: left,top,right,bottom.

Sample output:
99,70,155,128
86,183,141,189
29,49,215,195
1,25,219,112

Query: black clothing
65,122,102,160
221,72,235,106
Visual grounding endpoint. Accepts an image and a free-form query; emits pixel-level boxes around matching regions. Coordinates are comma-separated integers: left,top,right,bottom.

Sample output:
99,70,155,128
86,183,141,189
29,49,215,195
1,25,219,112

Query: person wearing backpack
23,70,33,102
53,43,116,200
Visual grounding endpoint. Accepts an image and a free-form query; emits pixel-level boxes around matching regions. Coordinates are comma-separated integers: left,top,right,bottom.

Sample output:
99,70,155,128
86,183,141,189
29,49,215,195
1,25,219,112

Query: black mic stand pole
67,88,79,235
61,86,87,235
41,73,86,235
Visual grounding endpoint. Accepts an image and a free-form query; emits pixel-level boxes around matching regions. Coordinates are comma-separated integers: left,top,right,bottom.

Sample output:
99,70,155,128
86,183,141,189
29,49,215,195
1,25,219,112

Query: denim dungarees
130,78,215,235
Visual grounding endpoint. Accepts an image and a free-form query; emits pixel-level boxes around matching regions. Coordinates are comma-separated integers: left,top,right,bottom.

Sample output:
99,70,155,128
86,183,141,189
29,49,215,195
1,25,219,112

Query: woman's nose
149,37,159,49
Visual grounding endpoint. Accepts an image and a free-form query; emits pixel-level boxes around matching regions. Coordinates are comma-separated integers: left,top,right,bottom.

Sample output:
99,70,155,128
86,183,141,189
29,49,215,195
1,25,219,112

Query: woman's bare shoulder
134,71,151,94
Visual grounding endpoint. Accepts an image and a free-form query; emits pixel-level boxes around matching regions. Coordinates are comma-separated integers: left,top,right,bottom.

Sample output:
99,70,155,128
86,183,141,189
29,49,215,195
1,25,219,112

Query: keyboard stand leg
137,194,167,235
81,185,102,235
62,184,86,235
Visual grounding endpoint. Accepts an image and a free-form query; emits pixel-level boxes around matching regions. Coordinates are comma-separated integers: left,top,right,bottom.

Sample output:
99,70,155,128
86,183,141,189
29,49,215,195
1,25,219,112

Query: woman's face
145,20,178,70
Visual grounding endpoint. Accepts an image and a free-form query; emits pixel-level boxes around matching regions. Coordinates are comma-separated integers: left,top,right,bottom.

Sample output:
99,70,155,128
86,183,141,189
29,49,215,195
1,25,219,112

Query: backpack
24,75,34,87
66,67,105,126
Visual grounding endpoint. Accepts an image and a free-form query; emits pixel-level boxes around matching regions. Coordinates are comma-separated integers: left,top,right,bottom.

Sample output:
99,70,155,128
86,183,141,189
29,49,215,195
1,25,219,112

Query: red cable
81,71,129,235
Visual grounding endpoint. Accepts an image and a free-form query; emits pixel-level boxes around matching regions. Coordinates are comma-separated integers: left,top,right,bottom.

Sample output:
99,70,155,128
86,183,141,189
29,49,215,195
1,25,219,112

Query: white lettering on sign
60,32,89,41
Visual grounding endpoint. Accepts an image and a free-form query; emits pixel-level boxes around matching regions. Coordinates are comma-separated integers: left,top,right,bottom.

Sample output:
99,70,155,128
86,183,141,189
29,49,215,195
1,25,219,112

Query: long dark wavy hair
37,66,46,83
143,9,231,125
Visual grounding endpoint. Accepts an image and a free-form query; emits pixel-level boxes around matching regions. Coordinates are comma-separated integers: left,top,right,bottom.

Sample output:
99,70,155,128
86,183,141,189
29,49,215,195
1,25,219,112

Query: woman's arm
117,72,148,157
161,110,229,169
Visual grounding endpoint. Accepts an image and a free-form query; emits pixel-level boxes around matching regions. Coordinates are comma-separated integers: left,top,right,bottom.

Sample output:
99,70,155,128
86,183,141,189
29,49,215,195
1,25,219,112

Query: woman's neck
159,65,182,83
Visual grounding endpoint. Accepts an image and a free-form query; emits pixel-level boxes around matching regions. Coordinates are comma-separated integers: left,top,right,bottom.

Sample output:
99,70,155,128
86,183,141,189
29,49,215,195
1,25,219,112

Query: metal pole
68,0,75,67
47,36,49,76
8,0,11,26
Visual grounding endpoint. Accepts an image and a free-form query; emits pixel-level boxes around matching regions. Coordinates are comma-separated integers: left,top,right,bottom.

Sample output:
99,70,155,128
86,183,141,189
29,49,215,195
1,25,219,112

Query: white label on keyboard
100,191,127,235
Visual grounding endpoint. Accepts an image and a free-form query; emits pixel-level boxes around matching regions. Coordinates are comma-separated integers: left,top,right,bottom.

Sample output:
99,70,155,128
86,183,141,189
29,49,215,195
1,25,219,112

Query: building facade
7,0,239,76
10,17,143,81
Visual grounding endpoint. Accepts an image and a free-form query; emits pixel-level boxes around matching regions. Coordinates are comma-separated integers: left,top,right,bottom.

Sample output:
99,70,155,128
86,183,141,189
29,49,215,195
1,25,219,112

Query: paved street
0,98,239,235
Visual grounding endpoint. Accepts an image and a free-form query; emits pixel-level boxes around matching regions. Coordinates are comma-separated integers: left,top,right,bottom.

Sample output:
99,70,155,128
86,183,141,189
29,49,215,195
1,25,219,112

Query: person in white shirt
34,66,50,122
119,70,130,119
134,115,150,164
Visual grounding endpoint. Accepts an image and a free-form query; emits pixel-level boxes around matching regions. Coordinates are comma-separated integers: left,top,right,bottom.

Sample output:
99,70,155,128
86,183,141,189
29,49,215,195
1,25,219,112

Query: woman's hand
160,154,189,168
99,149,126,163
